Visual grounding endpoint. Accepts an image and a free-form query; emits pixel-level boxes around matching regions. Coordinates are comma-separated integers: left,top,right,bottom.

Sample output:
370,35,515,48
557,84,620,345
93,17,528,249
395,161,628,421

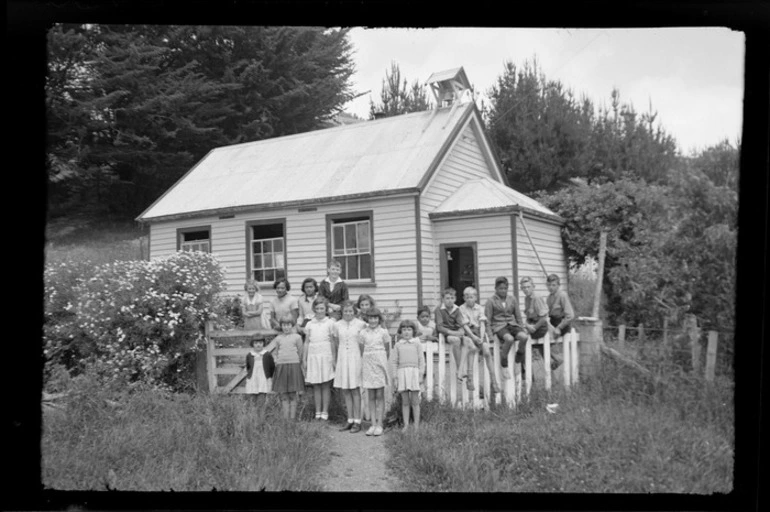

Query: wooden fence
202,322,580,405
612,319,726,381
424,331,579,409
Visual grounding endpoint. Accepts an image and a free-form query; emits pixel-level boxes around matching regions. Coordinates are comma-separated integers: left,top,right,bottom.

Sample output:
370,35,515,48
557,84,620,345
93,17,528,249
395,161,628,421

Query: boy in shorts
484,276,528,379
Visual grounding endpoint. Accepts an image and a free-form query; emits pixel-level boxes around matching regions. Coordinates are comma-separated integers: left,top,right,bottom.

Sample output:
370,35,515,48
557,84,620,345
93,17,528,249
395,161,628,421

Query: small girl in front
263,315,305,420
333,300,367,433
244,335,272,414
360,308,391,436
304,297,337,421
390,320,425,431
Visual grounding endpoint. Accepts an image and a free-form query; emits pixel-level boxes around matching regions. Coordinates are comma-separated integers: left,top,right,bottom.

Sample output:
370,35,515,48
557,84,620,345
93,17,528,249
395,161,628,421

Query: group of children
242,259,574,435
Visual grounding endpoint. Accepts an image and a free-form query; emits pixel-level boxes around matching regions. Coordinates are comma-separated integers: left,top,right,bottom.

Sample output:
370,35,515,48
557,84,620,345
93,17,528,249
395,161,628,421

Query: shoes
314,412,321,420
491,381,501,393
365,426,376,436
466,377,475,391
350,423,361,433
320,412,329,421
373,426,383,436
339,422,353,432
502,367,511,380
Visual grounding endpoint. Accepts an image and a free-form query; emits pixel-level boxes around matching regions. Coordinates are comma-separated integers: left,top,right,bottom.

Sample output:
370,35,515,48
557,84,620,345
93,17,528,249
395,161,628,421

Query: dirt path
319,423,402,492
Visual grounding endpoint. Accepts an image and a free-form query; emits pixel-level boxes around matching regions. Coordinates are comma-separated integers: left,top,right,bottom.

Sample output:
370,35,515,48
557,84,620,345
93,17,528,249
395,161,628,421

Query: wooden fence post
438,335,446,404
638,323,645,345
705,331,718,381
618,324,626,349
205,321,217,394
685,314,701,373
543,336,552,392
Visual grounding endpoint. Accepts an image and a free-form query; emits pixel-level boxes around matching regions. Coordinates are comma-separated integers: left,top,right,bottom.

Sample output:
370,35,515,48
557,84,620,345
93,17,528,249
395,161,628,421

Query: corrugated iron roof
137,103,473,221
432,177,560,218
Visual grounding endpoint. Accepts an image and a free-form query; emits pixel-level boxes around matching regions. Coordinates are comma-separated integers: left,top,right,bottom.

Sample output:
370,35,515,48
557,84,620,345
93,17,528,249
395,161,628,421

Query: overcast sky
341,27,744,155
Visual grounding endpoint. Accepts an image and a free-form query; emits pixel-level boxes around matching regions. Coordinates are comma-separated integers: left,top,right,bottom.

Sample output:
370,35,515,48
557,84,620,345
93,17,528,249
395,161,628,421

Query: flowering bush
44,251,228,391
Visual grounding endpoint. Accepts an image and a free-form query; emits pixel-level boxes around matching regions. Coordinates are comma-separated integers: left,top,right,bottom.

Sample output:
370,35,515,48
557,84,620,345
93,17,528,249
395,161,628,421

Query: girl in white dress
390,320,425,431
303,297,336,421
333,301,366,433
244,336,272,414
360,308,391,436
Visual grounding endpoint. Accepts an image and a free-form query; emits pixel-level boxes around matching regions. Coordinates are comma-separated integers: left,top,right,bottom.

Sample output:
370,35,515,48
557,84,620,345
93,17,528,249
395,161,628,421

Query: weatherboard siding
515,215,568,305
431,215,513,305
419,122,499,307
149,195,419,326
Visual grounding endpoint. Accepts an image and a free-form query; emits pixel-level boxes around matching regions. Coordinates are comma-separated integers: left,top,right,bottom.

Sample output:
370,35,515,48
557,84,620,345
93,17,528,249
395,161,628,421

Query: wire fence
601,323,734,380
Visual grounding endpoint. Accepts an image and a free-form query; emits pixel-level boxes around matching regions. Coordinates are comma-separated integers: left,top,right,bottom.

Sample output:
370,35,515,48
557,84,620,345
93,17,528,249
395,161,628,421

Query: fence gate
203,322,279,394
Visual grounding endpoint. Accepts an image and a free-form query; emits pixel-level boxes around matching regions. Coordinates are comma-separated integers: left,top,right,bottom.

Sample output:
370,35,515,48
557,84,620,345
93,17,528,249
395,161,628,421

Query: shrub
43,251,228,391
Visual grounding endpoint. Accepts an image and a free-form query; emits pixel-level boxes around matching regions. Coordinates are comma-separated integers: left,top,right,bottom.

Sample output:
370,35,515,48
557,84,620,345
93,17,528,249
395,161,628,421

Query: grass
42,376,334,491
384,361,734,493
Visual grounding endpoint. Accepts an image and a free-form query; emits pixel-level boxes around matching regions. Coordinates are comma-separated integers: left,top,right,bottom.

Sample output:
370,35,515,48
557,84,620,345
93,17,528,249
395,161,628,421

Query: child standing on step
319,260,349,321
390,320,424,431
241,279,267,330
244,335,272,414
263,316,305,420
333,301,366,433
360,307,391,436
304,297,336,421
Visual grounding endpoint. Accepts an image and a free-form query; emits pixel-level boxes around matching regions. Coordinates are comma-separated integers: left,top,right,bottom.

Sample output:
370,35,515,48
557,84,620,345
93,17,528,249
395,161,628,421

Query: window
177,226,210,253
328,212,374,281
247,221,286,284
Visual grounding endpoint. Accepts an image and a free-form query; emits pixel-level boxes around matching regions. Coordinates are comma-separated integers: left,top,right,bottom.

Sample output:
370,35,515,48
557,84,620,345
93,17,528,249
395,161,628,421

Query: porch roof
430,177,563,223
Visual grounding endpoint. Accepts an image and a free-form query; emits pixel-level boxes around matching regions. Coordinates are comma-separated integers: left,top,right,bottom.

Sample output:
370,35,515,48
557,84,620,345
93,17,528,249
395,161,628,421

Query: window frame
245,218,287,285
326,210,375,284
176,225,211,253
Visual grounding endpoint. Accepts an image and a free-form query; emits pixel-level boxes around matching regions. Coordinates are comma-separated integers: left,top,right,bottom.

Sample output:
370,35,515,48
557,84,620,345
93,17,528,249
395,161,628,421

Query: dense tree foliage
537,140,738,331
368,61,431,118
46,24,358,218
484,59,678,194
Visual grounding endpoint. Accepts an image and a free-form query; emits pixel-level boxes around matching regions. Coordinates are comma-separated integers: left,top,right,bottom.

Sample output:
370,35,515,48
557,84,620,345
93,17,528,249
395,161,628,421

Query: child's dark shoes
350,423,361,433
339,422,353,431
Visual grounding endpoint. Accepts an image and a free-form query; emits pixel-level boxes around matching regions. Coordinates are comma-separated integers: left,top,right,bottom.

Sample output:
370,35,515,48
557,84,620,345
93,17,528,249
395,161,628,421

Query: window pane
276,268,286,280
253,242,262,254
275,252,284,269
274,239,283,252
201,242,210,252
264,253,273,268
357,221,370,252
333,248,345,256
347,255,359,280
264,239,273,253
345,224,357,252
253,254,262,269
360,253,372,279
255,270,264,282
333,225,344,252
265,269,275,282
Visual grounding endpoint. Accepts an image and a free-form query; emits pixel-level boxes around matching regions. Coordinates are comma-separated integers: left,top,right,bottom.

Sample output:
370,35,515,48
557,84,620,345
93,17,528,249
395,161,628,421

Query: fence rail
203,322,580,404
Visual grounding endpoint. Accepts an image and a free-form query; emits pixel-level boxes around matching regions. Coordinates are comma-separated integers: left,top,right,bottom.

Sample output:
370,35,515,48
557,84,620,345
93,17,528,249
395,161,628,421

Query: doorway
439,243,478,306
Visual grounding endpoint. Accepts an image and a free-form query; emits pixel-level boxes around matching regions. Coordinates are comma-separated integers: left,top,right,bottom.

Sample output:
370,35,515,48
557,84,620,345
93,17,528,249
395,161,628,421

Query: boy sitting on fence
435,287,474,391
484,276,528,380
520,276,562,375
459,286,500,394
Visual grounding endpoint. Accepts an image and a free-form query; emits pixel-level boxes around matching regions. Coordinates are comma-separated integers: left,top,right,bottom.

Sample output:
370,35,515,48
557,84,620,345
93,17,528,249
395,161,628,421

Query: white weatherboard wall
419,121,498,307
515,214,568,305
148,195,419,323
431,215,513,307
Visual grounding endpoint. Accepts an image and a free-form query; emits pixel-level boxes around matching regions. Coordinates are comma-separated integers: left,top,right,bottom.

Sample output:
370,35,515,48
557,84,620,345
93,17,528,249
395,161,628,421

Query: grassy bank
45,217,148,266
42,377,332,491
384,363,733,493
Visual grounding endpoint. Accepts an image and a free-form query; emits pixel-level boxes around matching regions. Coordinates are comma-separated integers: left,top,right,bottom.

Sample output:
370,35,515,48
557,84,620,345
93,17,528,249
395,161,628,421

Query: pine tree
368,62,431,118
